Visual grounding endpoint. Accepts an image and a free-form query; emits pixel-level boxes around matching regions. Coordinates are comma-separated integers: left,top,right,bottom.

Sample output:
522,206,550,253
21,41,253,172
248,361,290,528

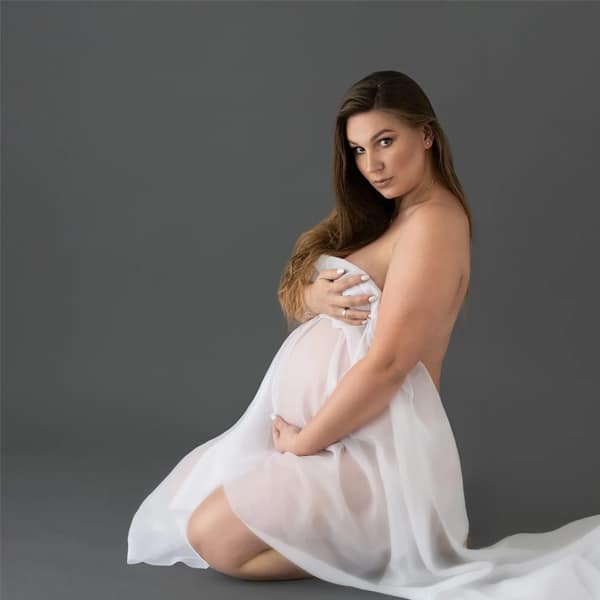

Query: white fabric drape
127,254,600,600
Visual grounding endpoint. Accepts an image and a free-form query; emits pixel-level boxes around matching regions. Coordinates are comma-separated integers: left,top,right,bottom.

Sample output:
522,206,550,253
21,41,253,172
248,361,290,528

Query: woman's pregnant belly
274,317,352,428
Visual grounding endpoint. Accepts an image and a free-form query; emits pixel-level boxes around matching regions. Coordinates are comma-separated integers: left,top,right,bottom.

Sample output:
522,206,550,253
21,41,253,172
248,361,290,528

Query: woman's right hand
303,269,376,326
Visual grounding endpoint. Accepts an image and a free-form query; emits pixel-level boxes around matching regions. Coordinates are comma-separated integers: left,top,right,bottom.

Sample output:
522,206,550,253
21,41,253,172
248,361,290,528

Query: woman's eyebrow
347,128,396,146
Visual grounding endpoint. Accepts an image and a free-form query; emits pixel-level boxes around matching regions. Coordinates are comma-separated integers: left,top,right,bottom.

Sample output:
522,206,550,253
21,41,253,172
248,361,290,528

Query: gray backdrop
3,1,600,599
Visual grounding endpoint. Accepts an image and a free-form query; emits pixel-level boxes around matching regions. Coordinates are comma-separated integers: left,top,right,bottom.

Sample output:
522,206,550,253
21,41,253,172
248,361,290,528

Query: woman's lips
373,177,393,188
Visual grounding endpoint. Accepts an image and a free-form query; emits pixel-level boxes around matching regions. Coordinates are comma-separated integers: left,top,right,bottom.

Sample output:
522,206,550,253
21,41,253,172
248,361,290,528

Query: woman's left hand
271,414,303,455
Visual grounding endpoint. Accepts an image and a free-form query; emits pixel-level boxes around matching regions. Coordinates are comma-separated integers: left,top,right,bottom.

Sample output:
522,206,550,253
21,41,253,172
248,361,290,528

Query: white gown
127,253,600,600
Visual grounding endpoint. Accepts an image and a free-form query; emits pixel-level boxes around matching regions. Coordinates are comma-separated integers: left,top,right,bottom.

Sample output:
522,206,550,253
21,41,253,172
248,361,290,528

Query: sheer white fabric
127,254,600,599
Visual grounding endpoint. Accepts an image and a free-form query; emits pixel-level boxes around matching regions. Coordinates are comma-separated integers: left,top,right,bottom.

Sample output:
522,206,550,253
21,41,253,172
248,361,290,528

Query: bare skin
303,190,470,394
186,485,314,580
303,109,471,393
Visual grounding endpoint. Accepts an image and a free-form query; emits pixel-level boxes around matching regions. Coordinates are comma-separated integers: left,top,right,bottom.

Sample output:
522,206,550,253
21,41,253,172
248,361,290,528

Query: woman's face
346,109,432,199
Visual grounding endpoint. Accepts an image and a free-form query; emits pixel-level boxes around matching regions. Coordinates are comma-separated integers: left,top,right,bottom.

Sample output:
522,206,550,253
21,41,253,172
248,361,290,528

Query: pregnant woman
127,71,600,599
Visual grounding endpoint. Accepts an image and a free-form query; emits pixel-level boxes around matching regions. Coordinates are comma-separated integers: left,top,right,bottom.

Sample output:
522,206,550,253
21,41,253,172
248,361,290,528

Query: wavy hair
277,70,473,333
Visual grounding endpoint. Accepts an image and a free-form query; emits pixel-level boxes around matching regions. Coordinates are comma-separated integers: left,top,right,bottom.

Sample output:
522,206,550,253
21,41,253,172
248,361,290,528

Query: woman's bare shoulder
390,191,469,244
412,190,466,220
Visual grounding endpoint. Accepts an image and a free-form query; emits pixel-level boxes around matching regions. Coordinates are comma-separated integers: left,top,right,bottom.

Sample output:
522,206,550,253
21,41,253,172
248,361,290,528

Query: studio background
3,1,599,599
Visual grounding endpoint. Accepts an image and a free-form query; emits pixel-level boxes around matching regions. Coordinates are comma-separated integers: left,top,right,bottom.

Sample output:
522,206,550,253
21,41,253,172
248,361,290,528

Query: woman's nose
365,153,383,173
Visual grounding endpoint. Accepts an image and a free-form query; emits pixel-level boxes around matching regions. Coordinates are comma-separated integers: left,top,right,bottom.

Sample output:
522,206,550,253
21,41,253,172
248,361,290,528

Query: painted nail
360,275,370,281
336,268,345,273
368,295,377,302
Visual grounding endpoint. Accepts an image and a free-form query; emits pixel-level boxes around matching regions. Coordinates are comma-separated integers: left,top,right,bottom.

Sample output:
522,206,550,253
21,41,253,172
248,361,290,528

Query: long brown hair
277,70,473,333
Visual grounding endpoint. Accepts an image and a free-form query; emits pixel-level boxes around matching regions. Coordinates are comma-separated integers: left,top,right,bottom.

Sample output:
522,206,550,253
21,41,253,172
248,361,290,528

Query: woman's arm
294,355,404,456
293,204,468,456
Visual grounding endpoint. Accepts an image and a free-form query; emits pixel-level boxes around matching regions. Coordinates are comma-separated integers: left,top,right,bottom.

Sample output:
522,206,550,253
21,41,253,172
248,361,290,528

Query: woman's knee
185,485,268,573
186,488,229,568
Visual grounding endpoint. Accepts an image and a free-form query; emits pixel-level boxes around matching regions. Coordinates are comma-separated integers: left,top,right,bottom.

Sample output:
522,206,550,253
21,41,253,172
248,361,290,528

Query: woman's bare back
343,191,471,393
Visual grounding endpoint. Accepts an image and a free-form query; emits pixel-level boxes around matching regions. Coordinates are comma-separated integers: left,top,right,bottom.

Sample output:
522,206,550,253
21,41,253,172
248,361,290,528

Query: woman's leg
186,485,314,580
234,548,314,581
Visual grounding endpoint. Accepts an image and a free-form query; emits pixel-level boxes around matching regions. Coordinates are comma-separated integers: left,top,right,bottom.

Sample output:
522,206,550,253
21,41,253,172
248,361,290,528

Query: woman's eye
352,137,393,155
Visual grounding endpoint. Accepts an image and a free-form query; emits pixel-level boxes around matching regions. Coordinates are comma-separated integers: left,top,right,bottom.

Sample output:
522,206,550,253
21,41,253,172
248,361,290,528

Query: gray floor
3,443,397,600
5,433,599,600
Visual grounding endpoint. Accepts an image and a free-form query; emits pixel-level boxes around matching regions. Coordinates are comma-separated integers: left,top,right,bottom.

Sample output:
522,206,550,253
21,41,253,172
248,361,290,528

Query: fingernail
360,275,370,281
336,268,345,273
361,319,369,324
270,413,276,420
368,295,377,302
